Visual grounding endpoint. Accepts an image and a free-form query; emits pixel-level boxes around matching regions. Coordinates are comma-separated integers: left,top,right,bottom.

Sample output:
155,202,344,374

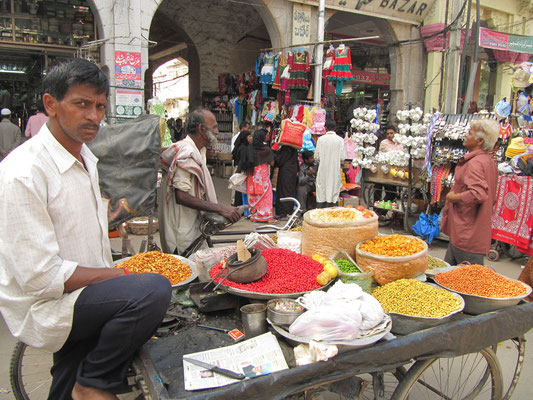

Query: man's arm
175,189,240,222
448,161,490,205
64,266,126,293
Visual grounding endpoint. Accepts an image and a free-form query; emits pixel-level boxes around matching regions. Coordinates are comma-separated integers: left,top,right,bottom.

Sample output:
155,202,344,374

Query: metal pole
456,0,472,111
443,0,463,114
314,0,326,104
461,0,480,114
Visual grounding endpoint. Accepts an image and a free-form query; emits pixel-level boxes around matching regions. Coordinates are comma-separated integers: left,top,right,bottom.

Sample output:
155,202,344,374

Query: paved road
1,177,532,399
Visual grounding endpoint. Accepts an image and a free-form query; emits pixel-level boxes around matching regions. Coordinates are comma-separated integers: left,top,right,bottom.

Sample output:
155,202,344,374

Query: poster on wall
115,51,142,88
292,3,311,45
116,89,143,119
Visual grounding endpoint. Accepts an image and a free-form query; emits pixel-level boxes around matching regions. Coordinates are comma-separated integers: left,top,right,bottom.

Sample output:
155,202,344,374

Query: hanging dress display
288,51,310,90
322,45,335,92
329,45,354,95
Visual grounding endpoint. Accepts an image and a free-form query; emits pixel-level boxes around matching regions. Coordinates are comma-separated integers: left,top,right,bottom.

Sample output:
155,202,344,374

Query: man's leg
48,273,171,400
297,185,308,212
445,243,484,265
444,243,456,266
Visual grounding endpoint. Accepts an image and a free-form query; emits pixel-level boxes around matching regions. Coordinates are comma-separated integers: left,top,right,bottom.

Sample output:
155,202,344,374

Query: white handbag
228,172,248,193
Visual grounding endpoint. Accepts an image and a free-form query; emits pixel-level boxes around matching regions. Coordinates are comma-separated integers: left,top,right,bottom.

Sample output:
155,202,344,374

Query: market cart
134,300,533,400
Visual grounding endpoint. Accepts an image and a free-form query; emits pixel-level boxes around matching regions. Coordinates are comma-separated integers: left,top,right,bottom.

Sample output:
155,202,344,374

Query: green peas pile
336,259,361,273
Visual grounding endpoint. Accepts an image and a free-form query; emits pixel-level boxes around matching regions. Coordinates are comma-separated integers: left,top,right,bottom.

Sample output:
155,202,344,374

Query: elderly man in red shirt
441,119,499,265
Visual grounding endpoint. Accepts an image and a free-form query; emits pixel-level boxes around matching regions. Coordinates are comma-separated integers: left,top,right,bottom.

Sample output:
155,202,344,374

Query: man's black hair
239,120,250,130
42,58,109,101
325,119,336,131
385,125,396,132
301,150,314,161
184,108,207,135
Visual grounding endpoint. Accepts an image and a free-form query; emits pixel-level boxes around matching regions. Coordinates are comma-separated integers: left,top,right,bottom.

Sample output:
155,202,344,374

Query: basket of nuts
355,234,428,285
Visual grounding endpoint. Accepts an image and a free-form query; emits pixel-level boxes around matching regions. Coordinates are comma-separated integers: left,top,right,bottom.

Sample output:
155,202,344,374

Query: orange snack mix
359,234,425,257
115,251,192,285
435,264,527,298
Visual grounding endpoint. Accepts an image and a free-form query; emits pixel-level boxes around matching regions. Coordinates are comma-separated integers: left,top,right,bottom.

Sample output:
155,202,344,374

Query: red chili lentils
435,264,527,298
209,248,323,294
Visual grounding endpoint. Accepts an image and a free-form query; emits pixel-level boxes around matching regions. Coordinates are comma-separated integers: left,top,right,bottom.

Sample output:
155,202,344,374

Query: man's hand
306,168,314,176
446,191,462,203
218,205,241,223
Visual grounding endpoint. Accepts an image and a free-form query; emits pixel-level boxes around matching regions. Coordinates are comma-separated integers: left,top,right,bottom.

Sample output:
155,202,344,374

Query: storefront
0,0,98,129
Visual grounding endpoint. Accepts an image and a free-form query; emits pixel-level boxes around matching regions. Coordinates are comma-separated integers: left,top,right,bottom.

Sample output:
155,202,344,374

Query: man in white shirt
0,59,171,400
230,120,251,153
159,108,240,254
315,119,346,207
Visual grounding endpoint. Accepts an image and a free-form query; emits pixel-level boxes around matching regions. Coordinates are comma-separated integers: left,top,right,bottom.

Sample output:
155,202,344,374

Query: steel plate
434,269,532,315
114,254,198,288
268,314,392,348
388,284,465,335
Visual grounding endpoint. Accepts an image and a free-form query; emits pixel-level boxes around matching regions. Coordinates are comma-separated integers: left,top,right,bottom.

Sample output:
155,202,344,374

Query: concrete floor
1,176,532,399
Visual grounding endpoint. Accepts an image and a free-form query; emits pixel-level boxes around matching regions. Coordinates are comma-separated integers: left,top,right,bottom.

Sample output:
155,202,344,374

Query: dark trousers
48,274,171,400
444,243,484,266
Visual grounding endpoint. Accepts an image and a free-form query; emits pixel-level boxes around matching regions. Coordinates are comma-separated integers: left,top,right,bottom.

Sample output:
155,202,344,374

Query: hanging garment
311,108,327,135
260,52,275,83
323,46,335,91
329,45,354,95
288,51,310,90
499,121,512,139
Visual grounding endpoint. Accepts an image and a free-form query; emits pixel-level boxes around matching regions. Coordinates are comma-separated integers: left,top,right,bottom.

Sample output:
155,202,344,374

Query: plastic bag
276,231,302,253
289,281,384,341
243,232,277,250
228,172,248,193
412,212,440,244
301,130,316,152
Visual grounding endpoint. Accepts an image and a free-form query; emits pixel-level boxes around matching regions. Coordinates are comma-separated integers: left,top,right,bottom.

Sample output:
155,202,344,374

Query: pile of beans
359,234,425,257
427,255,448,270
372,279,462,318
435,264,528,298
209,248,323,293
336,259,362,273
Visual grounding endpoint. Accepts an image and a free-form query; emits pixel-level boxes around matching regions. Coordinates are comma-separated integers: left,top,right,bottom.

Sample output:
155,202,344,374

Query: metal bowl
266,298,305,326
388,285,465,335
434,276,532,315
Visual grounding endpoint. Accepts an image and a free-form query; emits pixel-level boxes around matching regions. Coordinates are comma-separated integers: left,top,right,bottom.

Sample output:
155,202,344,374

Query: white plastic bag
276,231,302,253
289,281,384,341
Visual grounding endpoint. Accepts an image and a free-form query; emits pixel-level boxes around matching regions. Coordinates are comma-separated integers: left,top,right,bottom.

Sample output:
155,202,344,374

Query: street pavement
1,176,532,399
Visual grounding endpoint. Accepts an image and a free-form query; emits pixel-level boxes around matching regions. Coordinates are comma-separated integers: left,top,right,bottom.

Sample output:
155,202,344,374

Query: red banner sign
352,70,391,86
479,27,509,50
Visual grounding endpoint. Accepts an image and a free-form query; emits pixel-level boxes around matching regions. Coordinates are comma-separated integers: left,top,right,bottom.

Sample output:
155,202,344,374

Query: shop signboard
479,27,533,54
115,89,143,121
115,51,142,88
352,70,391,86
292,3,312,45
289,0,436,25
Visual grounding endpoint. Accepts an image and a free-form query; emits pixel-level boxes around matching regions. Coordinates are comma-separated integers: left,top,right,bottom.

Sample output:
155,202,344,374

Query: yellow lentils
360,234,425,257
115,251,192,285
372,279,462,318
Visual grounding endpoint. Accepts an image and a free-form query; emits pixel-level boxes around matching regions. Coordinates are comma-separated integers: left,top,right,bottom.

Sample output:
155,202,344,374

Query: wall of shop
422,0,533,113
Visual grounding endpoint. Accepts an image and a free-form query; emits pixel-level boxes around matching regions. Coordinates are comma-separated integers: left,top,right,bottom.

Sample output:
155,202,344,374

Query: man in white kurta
315,120,346,206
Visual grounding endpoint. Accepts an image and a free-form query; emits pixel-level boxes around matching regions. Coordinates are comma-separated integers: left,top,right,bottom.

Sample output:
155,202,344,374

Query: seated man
0,59,172,400
298,150,317,212
159,108,240,255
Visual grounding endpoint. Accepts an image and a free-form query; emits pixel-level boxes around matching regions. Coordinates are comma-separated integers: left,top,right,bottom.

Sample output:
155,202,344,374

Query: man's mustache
80,123,100,130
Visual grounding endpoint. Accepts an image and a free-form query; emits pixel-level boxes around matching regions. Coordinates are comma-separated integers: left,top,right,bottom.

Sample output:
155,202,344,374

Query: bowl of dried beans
434,264,532,314
209,248,332,300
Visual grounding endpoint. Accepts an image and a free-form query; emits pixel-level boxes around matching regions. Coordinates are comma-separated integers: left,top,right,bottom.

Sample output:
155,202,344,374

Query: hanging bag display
276,119,306,149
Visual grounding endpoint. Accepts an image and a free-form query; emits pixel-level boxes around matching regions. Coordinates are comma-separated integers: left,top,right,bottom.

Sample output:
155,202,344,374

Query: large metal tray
114,254,198,288
267,314,392,348
388,284,465,335
218,280,333,300
434,272,532,315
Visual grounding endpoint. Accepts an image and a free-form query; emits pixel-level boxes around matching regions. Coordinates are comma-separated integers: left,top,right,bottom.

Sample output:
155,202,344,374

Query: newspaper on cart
183,332,288,391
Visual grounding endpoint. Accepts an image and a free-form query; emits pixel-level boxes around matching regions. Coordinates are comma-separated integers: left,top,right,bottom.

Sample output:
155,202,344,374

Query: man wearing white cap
0,108,22,160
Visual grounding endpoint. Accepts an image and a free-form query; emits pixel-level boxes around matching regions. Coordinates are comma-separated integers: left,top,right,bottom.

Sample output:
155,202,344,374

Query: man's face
386,129,395,141
243,123,251,131
463,128,482,151
305,155,315,164
202,111,219,147
45,84,107,146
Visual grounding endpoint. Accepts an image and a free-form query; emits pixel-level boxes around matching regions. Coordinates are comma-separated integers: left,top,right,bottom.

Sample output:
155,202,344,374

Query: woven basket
127,217,159,235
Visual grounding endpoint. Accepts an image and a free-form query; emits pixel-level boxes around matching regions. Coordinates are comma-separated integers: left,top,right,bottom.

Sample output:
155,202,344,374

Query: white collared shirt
0,123,112,352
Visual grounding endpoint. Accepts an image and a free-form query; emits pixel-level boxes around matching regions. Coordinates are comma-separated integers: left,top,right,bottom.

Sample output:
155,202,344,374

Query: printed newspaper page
183,332,289,391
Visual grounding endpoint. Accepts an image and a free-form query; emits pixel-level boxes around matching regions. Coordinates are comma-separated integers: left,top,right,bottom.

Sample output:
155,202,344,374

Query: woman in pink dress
247,129,275,222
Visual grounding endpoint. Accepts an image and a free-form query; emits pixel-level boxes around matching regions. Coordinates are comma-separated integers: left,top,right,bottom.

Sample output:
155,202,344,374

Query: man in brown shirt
441,119,499,265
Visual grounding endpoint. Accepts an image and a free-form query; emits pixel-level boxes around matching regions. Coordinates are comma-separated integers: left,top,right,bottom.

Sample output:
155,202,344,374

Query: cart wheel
492,337,526,400
10,341,52,400
391,348,503,400
487,249,500,262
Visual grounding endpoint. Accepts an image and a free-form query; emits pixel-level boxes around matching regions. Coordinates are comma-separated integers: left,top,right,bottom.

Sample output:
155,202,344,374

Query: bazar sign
352,70,390,85
115,51,142,88
289,0,436,25
479,27,533,55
